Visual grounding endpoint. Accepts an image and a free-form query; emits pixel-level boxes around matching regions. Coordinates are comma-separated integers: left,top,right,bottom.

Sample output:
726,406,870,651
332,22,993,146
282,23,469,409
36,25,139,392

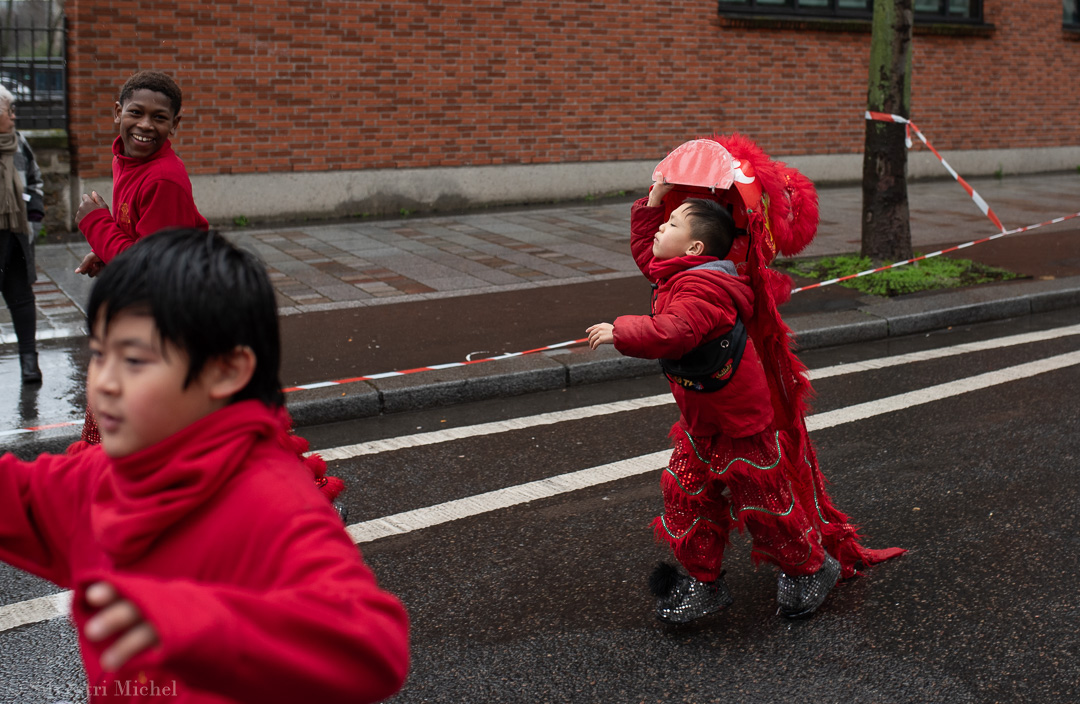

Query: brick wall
66,0,1080,180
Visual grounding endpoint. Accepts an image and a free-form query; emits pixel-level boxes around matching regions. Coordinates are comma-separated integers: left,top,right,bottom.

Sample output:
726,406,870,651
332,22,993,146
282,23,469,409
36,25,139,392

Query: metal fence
0,21,66,130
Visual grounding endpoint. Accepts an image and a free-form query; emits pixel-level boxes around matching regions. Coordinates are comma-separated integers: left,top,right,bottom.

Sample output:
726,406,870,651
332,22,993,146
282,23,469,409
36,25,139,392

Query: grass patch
777,253,1023,297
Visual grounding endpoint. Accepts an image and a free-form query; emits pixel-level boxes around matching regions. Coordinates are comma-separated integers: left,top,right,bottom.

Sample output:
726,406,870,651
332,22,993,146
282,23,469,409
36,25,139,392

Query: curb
789,275,1080,348
7,275,1079,459
286,274,1080,427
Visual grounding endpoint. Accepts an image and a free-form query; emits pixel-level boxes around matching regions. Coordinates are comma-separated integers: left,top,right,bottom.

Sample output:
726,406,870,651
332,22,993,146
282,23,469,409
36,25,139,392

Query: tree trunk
861,0,914,263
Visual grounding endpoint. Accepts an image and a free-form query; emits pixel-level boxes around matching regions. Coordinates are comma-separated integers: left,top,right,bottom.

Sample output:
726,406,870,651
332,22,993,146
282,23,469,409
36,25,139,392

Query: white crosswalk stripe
3,325,1079,634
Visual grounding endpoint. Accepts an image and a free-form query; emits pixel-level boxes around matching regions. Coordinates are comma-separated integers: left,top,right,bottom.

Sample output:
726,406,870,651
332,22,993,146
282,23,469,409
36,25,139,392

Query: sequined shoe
649,562,733,624
776,553,841,619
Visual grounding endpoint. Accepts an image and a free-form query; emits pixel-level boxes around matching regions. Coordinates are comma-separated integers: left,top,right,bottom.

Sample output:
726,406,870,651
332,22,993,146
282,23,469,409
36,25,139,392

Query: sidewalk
2,170,1079,454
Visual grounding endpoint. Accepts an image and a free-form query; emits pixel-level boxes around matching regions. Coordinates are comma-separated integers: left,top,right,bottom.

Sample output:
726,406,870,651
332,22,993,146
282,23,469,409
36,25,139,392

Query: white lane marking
317,395,673,461
0,591,71,632
344,350,1080,546
4,336,1080,633
808,323,1080,380
345,451,670,544
319,322,1080,461
807,350,1080,431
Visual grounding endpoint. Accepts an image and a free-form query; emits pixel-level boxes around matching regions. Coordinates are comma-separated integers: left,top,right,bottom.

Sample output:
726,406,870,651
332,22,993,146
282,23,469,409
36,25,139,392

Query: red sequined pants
653,427,825,582
80,405,100,444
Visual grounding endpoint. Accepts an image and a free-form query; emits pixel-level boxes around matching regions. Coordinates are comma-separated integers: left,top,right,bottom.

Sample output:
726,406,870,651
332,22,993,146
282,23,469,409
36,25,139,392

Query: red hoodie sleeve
0,452,82,587
629,198,665,279
88,511,409,704
613,276,737,360
80,179,207,263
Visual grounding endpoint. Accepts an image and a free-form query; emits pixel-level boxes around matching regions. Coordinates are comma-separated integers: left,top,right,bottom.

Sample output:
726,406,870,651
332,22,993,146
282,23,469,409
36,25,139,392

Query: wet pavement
1,170,1078,452
2,271,1079,702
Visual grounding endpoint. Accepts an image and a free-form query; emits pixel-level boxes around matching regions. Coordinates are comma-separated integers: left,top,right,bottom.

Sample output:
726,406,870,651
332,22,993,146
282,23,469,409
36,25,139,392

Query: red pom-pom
287,433,310,455
709,133,819,258
317,476,345,501
304,453,328,479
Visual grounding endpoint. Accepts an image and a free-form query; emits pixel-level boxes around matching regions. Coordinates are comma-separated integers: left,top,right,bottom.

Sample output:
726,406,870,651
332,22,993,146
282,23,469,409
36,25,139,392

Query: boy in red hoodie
74,70,208,278
588,179,897,623
0,230,409,702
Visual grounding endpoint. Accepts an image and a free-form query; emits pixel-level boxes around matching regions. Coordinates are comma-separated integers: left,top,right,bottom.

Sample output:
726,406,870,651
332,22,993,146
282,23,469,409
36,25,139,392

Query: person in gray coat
0,84,45,383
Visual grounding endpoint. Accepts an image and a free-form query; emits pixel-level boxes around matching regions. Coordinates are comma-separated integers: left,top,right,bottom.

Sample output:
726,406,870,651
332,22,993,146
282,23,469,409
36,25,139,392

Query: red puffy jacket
613,199,773,438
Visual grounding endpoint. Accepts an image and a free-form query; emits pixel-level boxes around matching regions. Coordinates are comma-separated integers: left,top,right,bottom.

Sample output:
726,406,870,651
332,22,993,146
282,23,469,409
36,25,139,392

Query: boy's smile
88,311,225,458
113,88,180,160
653,203,704,260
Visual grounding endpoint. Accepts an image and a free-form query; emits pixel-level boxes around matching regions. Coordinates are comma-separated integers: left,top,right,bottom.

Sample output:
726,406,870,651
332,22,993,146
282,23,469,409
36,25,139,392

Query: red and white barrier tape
281,338,587,392
866,111,1006,233
790,211,1080,294
1,341,592,438
0,420,80,439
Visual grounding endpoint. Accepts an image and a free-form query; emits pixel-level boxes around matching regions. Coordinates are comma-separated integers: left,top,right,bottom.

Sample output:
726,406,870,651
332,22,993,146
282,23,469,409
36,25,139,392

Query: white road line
345,451,670,544
807,349,1080,431
319,322,1080,461
343,350,1080,547
0,592,71,633
317,395,673,461
807,323,1080,380
4,339,1080,634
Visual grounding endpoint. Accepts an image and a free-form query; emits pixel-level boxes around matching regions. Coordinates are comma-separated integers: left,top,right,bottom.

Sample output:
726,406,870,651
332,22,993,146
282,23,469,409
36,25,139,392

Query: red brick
67,0,1079,178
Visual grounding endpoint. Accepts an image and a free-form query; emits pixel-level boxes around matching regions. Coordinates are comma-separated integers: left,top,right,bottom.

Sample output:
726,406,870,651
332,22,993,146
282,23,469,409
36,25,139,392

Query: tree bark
861,0,914,263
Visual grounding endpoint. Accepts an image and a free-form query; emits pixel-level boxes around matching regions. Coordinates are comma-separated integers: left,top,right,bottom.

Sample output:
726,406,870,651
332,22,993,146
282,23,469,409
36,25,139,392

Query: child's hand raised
586,323,614,349
83,581,160,672
75,251,104,277
74,191,109,227
647,175,674,208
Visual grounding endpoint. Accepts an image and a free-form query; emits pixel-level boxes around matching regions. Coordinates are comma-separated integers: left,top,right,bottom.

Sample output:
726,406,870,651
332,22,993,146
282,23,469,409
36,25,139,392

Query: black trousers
0,232,36,354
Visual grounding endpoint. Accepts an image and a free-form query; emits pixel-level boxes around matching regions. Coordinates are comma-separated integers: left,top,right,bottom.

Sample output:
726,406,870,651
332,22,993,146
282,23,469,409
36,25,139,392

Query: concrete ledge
1028,282,1080,313
371,354,568,414
877,297,1032,338
790,310,889,349
286,380,381,427
856,276,1080,338
3,425,81,461
77,146,1080,225
82,160,658,224
554,345,659,386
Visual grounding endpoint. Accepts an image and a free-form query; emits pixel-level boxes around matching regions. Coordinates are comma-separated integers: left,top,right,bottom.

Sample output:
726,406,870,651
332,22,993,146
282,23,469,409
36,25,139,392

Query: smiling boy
0,230,409,703
75,71,208,278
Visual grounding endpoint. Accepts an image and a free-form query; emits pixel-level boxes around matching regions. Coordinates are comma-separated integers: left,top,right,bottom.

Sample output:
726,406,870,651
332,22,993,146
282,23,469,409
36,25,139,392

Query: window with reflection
717,0,983,22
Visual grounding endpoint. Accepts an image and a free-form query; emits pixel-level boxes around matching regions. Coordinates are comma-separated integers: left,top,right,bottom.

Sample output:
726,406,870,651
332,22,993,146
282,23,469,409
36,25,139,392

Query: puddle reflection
0,338,90,436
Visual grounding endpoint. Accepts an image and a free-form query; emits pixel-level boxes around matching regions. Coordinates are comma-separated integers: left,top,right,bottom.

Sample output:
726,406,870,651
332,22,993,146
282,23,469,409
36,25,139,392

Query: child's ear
113,101,123,126
170,112,182,136
687,240,705,256
206,346,257,401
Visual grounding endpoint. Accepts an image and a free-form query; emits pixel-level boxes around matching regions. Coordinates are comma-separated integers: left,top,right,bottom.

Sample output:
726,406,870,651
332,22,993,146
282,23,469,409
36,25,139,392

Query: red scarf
90,400,288,566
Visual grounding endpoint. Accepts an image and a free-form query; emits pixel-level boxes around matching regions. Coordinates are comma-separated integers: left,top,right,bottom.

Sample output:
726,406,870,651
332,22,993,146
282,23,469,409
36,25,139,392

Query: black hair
682,198,737,259
117,71,183,116
87,229,284,407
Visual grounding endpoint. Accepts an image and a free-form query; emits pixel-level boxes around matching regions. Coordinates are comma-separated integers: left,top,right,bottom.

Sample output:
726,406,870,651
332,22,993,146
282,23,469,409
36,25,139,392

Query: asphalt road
2,308,1079,703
